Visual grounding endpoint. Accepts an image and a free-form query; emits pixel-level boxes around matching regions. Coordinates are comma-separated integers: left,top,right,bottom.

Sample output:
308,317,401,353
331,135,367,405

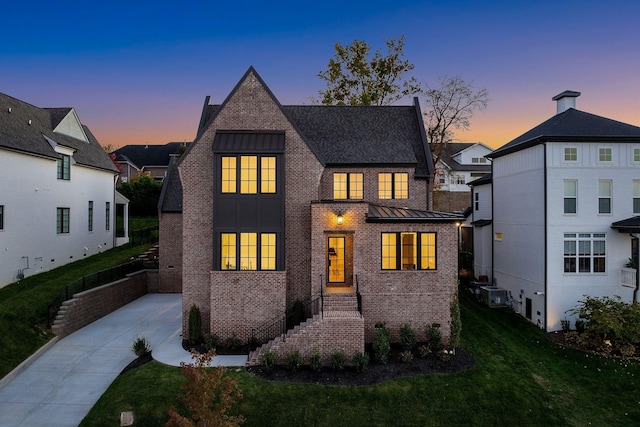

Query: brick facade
158,212,182,293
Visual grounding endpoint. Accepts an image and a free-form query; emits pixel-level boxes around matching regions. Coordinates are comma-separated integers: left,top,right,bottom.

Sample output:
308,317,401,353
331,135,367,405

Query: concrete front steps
247,293,364,366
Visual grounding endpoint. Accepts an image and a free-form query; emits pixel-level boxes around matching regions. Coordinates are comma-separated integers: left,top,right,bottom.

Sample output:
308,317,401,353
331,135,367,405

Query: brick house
158,67,461,364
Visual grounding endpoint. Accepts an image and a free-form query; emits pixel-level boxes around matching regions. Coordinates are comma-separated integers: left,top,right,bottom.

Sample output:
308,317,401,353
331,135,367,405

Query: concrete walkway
0,293,247,427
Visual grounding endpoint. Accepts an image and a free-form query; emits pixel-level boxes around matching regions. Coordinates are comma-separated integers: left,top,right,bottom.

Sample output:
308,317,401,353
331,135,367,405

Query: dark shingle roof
158,158,183,212
467,173,492,186
611,216,640,233
0,92,118,173
366,204,462,223
490,108,640,158
435,142,491,172
114,142,190,168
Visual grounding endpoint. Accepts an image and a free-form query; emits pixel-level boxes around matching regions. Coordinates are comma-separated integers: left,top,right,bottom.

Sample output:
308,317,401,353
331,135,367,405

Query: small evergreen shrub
426,323,442,352
285,350,302,372
418,344,431,358
373,323,391,364
310,349,323,372
330,350,346,371
399,350,413,363
223,334,243,351
187,304,203,346
203,333,220,351
260,350,276,373
352,350,369,373
131,336,151,357
399,323,417,351
560,318,571,332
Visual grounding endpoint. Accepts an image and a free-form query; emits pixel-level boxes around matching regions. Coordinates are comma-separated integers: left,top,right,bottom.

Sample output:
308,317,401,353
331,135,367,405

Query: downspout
543,143,548,330
634,235,640,303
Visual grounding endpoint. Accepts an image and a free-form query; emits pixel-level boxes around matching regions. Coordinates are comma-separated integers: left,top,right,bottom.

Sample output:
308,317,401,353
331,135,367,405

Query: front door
327,234,353,287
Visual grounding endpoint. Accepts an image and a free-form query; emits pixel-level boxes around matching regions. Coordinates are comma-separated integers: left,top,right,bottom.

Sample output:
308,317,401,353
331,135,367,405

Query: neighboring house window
220,232,278,271
599,147,612,162
563,180,577,214
454,175,465,185
381,232,437,270
221,157,237,193
333,173,363,199
598,180,612,214
471,157,487,164
633,180,640,214
57,154,70,180
634,148,640,162
221,155,277,194
564,233,606,273
56,207,70,234
0,205,4,230
474,193,479,210
105,202,110,231
564,147,577,161
378,173,408,199
88,201,93,232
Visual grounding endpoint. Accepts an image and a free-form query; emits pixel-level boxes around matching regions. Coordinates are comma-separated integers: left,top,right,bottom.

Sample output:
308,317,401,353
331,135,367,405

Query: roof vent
552,90,580,114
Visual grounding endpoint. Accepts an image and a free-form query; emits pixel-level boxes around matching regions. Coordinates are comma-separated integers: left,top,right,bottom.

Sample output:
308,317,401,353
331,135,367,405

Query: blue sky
2,0,639,148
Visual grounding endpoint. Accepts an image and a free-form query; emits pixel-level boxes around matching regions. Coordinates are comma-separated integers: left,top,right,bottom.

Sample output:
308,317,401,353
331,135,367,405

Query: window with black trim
57,154,70,180
220,232,278,271
381,232,436,270
88,201,93,232
0,205,4,230
105,202,110,231
221,155,277,194
56,207,70,234
333,173,363,199
378,173,408,199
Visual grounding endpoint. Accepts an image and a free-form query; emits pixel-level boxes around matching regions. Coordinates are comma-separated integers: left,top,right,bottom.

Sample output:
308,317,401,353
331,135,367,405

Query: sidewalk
0,293,247,427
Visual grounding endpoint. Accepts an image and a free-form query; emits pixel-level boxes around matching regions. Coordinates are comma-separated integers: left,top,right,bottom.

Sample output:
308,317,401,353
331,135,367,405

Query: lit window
382,232,437,270
599,147,612,162
240,232,257,270
240,156,257,194
333,173,363,199
261,233,276,270
598,180,611,214
494,232,503,241
378,173,408,199
564,233,606,273
633,181,640,214
333,173,347,199
56,207,70,234
221,157,237,193
88,201,93,232
221,233,236,270
564,180,577,214
349,173,363,199
105,202,110,231
57,154,70,180
564,147,577,161
261,157,276,193
328,236,345,282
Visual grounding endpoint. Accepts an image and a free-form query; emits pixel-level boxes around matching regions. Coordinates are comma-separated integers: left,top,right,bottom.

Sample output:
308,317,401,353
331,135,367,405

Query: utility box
480,286,508,307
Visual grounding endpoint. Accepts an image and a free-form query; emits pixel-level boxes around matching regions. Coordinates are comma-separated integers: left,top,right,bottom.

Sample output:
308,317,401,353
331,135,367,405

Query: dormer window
471,157,487,164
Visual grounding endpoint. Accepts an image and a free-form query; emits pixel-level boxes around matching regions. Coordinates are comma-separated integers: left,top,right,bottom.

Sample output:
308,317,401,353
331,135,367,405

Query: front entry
327,234,353,288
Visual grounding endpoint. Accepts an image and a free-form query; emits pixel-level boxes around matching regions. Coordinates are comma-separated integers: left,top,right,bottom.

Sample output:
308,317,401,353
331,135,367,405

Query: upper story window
378,173,408,199
563,180,577,214
57,154,70,180
88,201,93,232
474,192,479,210
633,181,640,214
381,232,436,270
564,233,606,273
599,147,612,162
471,157,487,164
564,147,577,162
0,205,4,230
454,175,465,185
56,207,70,234
221,155,277,195
598,180,612,214
105,202,110,231
634,148,640,162
220,232,277,271
333,173,363,200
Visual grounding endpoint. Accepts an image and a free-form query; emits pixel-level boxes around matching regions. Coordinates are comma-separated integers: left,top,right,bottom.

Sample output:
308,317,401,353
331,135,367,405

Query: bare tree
317,35,421,106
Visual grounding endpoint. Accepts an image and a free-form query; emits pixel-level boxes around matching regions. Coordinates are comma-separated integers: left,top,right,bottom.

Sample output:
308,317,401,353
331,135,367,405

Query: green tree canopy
317,35,421,106
117,173,162,217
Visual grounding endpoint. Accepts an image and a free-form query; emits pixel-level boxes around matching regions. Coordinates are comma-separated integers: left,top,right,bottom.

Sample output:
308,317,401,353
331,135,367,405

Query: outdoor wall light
336,213,344,225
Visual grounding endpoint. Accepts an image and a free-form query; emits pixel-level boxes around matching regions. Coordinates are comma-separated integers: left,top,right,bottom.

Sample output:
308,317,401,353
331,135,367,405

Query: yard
81,290,640,426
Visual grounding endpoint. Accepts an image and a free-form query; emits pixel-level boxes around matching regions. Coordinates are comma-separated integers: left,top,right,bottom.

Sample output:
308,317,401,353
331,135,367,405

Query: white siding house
483,91,640,331
0,93,122,288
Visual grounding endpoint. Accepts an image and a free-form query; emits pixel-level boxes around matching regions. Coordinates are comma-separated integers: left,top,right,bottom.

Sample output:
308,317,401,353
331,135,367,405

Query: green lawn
81,291,640,427
0,243,153,378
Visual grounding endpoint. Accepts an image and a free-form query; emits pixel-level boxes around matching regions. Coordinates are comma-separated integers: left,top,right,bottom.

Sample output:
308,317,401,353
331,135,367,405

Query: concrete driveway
0,293,247,427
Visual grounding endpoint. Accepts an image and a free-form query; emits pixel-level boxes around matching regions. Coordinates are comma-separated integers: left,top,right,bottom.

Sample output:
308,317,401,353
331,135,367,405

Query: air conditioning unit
480,286,508,308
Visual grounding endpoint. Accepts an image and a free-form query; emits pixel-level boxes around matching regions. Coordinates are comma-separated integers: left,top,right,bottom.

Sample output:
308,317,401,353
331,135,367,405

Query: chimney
552,90,581,114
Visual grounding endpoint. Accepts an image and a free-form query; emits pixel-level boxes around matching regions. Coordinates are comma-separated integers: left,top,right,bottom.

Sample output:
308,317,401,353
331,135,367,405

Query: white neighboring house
467,173,492,282
432,142,492,212
0,92,127,288
480,90,640,331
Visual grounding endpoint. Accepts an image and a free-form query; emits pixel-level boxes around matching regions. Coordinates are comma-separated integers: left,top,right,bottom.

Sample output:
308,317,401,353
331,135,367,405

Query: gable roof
113,142,189,169
490,108,640,158
434,142,491,172
0,92,118,173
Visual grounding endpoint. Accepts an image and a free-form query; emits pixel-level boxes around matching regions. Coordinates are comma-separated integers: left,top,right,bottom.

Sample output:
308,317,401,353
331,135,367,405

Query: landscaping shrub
373,323,391,364
418,344,431,358
204,333,220,351
187,304,203,346
259,350,276,373
330,350,346,371
285,350,302,372
399,350,413,363
351,350,369,373
560,318,571,332
426,323,442,352
223,334,243,351
131,336,151,357
310,349,323,372
399,323,417,351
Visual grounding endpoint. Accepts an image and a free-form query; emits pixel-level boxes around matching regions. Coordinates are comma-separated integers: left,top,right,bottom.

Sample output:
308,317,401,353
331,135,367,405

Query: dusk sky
2,0,639,149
